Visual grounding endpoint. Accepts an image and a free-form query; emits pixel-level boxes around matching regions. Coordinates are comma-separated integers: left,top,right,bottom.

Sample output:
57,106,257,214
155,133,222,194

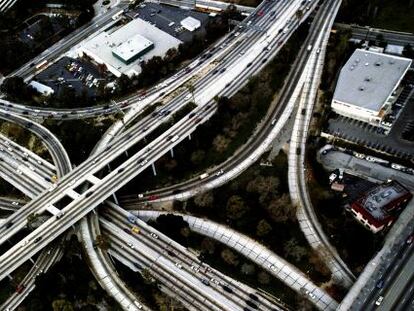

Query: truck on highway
35,60,48,70
199,173,209,180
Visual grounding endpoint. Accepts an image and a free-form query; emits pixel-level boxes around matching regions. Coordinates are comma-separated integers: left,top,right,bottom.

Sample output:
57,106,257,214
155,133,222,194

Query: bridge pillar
151,163,157,176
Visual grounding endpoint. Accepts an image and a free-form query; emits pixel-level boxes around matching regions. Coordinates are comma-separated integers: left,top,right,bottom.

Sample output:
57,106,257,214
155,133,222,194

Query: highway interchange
1,0,413,310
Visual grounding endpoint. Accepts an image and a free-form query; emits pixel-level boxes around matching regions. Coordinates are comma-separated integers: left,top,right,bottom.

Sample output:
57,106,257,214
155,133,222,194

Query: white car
175,262,183,269
127,242,134,249
215,169,224,176
375,296,384,306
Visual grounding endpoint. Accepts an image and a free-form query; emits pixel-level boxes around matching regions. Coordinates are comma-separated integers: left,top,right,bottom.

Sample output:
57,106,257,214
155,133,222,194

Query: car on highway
150,232,158,239
12,201,19,206
56,211,65,219
127,242,134,249
131,226,140,234
15,284,26,294
215,169,224,176
406,234,413,245
375,296,384,306
33,237,42,243
175,262,183,269
201,278,210,286
139,159,148,166
133,301,143,309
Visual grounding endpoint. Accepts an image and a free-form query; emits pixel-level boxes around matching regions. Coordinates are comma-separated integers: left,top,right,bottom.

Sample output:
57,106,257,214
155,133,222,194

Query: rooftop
112,34,153,63
80,18,181,77
180,16,201,32
355,180,410,221
333,49,412,112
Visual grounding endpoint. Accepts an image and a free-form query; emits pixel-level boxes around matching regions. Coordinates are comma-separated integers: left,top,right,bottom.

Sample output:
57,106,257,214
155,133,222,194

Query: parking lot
325,85,414,161
125,3,210,42
34,56,106,98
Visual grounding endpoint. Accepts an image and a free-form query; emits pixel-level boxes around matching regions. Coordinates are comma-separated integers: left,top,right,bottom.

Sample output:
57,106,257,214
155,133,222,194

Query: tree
257,271,271,285
194,192,214,208
190,149,205,165
283,238,307,262
226,195,249,220
240,263,255,275
26,213,39,229
266,194,296,222
95,234,110,250
221,249,239,266
52,299,74,311
403,44,414,58
201,237,216,255
246,175,280,204
212,134,231,153
256,219,272,237
295,9,303,21
141,268,155,284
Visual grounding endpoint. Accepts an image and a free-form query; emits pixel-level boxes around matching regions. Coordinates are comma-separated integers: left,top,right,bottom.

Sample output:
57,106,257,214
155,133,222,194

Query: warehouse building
331,49,411,126
349,180,412,233
79,18,181,77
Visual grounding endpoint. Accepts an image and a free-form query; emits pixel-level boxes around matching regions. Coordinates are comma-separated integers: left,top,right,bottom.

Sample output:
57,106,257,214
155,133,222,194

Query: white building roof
180,16,201,32
112,34,153,63
80,19,181,77
29,81,54,95
333,49,412,112
385,44,404,56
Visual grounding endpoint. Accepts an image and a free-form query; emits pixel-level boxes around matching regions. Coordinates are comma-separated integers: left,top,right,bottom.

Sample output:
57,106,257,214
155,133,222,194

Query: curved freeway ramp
287,0,355,288
133,210,339,311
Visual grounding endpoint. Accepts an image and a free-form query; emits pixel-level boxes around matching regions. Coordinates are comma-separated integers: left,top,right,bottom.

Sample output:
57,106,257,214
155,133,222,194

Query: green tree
256,219,272,237
52,299,74,311
26,213,39,229
265,194,296,222
194,191,214,208
221,248,239,266
226,195,249,220
190,149,206,165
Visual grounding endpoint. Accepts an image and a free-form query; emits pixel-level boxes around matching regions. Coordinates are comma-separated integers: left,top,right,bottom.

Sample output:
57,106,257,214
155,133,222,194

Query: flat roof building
180,16,201,32
29,80,54,96
349,180,412,233
112,34,154,64
80,18,181,77
332,49,411,125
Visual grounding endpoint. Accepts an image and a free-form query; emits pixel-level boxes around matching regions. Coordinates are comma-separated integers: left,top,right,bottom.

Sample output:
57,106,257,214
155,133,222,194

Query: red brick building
349,180,412,233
